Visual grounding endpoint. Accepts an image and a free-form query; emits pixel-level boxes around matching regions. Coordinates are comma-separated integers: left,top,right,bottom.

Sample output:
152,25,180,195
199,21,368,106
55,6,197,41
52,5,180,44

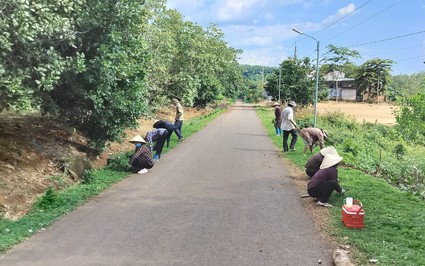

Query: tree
321,45,361,101
264,57,320,106
388,72,425,103
1,0,245,151
0,0,85,111
355,58,393,101
395,89,425,144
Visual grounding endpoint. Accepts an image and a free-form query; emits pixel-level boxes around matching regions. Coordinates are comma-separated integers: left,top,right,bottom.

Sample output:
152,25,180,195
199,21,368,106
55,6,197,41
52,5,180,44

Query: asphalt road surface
0,103,333,265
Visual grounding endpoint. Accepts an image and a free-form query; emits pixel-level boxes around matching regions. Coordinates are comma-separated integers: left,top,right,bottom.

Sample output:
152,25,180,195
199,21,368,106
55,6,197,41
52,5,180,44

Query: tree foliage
240,65,275,102
395,88,425,144
1,0,244,152
388,72,425,102
264,57,326,106
0,0,86,111
354,58,393,97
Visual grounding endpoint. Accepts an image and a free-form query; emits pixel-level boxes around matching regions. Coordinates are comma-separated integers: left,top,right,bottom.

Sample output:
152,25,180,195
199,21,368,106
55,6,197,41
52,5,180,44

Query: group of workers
128,98,345,206
273,101,346,207
128,96,184,174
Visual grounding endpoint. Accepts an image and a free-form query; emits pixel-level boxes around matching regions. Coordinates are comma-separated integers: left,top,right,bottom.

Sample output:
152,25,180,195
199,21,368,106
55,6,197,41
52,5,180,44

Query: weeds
256,106,425,265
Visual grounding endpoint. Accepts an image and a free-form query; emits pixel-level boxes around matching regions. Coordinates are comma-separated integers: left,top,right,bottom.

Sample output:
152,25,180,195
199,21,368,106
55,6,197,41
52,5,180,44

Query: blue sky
166,0,425,75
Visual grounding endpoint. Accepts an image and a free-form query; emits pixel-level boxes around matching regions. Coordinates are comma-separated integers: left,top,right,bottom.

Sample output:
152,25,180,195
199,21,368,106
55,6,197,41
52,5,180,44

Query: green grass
0,107,227,253
256,106,425,266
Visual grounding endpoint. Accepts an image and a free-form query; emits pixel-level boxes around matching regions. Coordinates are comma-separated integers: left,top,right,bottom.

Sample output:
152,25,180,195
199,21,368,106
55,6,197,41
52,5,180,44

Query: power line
314,0,373,35
324,0,405,43
368,44,423,58
295,0,404,61
395,55,425,63
346,30,425,48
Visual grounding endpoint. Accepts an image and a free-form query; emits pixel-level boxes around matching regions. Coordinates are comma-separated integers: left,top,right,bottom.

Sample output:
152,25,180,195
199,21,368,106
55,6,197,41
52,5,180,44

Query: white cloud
214,0,264,21
222,24,296,48
321,3,357,26
238,45,289,66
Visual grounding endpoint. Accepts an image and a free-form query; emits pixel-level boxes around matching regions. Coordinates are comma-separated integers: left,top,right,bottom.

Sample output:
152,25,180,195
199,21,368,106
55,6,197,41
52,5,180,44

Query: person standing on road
172,96,184,142
281,100,299,152
307,154,346,207
300,127,329,155
153,119,183,147
128,135,154,174
305,146,339,178
145,128,168,161
273,102,282,136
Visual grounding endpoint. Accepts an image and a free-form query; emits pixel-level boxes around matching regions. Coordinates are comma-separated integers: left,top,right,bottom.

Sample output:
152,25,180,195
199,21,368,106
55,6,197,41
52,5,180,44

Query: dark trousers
283,129,298,151
174,120,183,139
307,180,340,203
131,157,154,173
161,124,177,147
154,133,168,156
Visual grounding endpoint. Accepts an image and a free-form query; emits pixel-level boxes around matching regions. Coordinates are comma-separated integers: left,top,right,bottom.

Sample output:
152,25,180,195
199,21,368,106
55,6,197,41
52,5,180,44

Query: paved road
0,103,332,265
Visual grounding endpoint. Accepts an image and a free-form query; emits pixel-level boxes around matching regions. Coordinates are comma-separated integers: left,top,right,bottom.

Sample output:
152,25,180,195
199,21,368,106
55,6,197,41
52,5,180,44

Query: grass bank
256,106,425,266
0,107,227,253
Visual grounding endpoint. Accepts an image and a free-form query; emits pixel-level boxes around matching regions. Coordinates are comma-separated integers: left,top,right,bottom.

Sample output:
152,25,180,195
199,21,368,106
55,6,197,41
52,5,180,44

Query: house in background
322,71,386,102
322,71,357,101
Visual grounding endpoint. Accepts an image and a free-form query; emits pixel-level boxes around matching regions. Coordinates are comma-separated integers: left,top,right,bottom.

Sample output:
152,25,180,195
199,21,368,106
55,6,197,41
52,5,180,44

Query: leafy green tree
354,58,393,100
49,0,151,152
395,89,425,144
263,68,280,100
265,57,322,106
1,0,245,152
145,10,243,107
389,72,425,103
0,0,85,111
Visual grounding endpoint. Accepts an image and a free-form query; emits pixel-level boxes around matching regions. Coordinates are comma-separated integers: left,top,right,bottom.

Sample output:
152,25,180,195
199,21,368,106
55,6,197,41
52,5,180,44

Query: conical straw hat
320,146,339,156
129,135,146,144
320,154,343,169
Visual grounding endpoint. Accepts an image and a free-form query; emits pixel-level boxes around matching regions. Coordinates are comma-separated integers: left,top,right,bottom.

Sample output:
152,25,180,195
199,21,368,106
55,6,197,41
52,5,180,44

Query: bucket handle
353,199,363,215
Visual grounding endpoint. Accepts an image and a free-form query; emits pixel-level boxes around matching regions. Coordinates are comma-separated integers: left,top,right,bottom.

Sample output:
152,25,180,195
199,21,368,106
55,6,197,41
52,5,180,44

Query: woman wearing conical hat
307,153,346,207
305,146,339,178
128,135,154,174
272,102,282,136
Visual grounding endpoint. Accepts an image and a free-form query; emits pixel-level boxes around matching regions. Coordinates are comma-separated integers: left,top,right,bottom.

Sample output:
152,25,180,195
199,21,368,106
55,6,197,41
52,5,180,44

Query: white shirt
281,106,295,131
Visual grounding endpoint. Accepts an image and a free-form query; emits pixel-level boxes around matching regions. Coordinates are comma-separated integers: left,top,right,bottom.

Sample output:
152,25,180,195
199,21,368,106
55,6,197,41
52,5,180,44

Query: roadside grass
0,107,227,253
256,106,425,266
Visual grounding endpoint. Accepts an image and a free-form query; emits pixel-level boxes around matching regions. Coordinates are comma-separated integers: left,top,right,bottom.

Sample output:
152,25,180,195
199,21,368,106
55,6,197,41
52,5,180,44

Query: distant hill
241,64,276,84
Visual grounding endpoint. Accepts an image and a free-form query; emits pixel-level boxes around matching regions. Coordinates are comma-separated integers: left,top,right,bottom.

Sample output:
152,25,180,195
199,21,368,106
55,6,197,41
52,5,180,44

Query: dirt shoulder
0,106,209,220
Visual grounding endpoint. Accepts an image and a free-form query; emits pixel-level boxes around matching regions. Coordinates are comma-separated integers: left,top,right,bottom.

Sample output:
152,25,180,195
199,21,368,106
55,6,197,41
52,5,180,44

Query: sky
166,0,425,75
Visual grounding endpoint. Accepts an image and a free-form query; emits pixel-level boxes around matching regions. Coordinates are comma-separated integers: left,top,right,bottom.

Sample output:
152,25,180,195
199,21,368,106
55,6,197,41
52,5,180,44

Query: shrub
36,187,60,210
106,151,132,172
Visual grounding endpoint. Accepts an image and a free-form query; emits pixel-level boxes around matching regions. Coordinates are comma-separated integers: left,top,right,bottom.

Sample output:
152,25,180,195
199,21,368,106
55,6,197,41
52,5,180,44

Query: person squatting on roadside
305,146,339,178
145,128,168,161
281,100,299,152
128,135,154,174
273,102,282,136
300,127,329,155
307,153,346,207
172,96,184,142
153,119,183,147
